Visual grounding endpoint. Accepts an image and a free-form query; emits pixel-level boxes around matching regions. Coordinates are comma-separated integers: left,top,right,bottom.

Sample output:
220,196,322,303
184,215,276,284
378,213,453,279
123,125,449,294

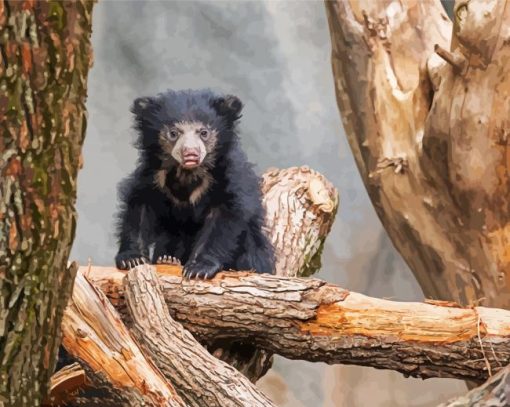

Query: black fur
115,89,275,279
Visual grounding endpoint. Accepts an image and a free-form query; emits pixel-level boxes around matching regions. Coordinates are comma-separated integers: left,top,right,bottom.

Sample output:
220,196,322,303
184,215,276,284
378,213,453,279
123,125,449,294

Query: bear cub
115,89,275,279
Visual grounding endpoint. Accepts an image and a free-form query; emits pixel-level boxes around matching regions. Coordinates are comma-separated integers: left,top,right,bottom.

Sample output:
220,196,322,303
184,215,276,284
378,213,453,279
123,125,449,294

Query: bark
206,166,338,381
261,166,338,278
0,1,94,405
324,0,510,308
87,264,510,383
325,0,510,401
124,265,275,407
61,270,185,406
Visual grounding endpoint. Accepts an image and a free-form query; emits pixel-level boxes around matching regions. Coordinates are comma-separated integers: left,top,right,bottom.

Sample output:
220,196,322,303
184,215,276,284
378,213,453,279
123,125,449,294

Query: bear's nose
182,147,200,159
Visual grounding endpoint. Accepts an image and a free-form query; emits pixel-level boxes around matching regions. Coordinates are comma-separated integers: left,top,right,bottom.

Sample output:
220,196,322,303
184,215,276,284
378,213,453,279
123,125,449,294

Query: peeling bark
61,271,185,406
124,265,275,407
87,265,510,383
0,1,94,404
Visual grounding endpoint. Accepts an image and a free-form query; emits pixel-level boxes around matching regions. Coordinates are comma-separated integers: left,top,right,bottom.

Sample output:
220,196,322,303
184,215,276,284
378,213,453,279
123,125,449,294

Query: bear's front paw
115,251,149,270
183,259,222,280
156,255,181,265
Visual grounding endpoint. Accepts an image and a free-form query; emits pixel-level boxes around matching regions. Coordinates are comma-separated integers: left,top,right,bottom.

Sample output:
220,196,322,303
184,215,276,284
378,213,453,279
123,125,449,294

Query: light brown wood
325,1,510,402
325,0,510,309
61,270,185,406
262,166,338,277
87,264,510,382
124,265,275,407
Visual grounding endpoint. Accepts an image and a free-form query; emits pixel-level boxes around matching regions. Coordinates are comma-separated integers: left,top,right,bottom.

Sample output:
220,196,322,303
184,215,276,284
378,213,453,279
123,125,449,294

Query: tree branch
87,264,510,383
61,270,185,406
45,363,86,406
124,265,275,407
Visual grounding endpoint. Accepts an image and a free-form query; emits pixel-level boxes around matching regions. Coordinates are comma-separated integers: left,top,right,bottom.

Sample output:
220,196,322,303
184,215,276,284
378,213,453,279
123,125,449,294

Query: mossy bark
0,1,94,405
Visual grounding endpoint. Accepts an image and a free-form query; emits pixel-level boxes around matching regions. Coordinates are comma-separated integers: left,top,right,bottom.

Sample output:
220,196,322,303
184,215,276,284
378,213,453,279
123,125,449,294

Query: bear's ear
211,95,243,121
131,96,158,117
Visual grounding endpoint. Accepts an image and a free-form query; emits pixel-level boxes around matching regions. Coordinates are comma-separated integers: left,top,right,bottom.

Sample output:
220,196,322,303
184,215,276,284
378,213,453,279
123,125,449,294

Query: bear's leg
234,230,275,274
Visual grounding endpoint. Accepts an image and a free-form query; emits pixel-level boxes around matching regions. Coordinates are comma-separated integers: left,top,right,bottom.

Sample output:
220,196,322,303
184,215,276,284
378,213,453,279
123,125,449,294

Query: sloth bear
114,89,275,279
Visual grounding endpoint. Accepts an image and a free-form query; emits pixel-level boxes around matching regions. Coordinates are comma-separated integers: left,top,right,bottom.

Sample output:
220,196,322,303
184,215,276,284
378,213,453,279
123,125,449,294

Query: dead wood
87,264,510,383
124,265,275,407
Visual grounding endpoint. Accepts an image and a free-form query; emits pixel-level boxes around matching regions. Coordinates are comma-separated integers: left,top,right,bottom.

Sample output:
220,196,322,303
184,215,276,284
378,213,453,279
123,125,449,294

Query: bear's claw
156,255,181,265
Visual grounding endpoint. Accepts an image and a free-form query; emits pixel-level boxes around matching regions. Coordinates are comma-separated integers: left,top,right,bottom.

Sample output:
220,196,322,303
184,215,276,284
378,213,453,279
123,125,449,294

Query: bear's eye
199,129,209,140
168,129,179,141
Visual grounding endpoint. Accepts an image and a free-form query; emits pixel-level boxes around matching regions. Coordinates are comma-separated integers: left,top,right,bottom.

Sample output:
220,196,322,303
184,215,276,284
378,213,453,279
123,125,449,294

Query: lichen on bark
0,1,94,404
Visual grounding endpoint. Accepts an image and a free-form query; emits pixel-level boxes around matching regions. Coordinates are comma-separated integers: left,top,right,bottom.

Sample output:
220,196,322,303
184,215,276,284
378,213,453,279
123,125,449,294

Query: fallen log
87,264,510,383
124,265,275,407
61,270,185,406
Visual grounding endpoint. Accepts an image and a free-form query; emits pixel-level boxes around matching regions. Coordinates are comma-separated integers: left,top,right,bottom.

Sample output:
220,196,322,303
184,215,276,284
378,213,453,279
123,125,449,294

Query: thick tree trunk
124,265,275,407
325,0,510,403
325,0,510,306
0,1,94,405
85,264,510,383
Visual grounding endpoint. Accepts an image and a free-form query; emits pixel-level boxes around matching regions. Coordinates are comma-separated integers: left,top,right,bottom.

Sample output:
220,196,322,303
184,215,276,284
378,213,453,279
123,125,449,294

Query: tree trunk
124,265,275,407
85,264,510,382
325,0,510,307
325,0,510,402
0,1,94,405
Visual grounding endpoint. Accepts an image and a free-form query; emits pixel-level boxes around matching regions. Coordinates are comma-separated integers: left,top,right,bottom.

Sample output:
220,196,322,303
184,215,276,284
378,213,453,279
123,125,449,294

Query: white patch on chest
154,168,212,206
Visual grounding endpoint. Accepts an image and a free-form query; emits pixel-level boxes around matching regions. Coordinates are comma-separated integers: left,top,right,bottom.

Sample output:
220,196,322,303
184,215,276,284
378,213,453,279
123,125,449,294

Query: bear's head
132,89,243,170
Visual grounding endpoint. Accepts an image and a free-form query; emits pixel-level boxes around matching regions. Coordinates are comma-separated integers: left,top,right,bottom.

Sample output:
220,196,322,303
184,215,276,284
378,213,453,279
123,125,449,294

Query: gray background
71,1,465,405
